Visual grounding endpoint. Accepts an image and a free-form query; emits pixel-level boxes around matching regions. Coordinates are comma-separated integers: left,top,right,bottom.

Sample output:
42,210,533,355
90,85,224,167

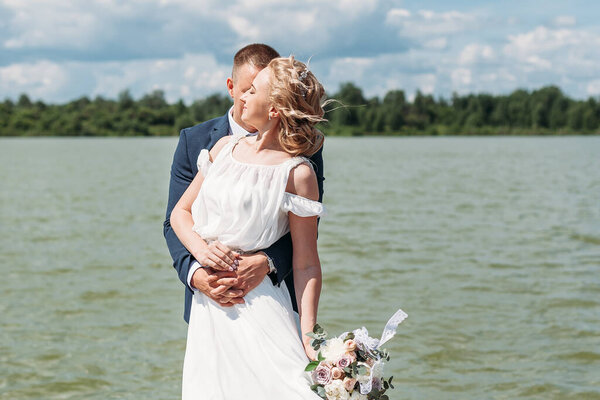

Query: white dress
182,135,324,399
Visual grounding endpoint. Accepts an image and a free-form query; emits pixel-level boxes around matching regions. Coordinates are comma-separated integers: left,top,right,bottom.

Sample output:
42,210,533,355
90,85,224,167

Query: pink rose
336,353,354,369
347,351,357,363
343,377,357,392
311,364,332,385
331,367,345,380
344,339,357,352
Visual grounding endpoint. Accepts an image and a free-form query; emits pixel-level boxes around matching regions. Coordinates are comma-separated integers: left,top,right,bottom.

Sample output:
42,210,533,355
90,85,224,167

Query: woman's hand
194,241,240,271
304,341,317,361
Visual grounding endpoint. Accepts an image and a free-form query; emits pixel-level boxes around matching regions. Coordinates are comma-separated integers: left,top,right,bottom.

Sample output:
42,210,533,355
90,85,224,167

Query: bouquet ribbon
357,308,408,394
377,308,408,348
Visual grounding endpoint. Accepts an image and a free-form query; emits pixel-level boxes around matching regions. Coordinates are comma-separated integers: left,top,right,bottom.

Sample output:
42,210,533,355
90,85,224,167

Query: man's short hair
232,43,280,80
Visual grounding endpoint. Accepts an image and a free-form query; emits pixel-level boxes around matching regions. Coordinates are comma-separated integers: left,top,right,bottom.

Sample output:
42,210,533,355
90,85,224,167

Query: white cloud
1,0,599,103
323,57,374,91
386,8,479,37
554,15,576,27
0,53,230,103
0,61,68,99
587,80,600,96
227,15,262,41
459,44,495,65
451,68,472,87
424,37,448,50
414,73,437,95
524,55,552,70
504,26,600,59
386,8,411,19
220,2,365,55
3,0,101,49
503,26,600,77
92,54,230,102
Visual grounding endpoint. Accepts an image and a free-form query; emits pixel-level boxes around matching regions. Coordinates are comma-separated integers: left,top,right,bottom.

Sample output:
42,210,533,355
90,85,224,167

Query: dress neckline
229,135,299,168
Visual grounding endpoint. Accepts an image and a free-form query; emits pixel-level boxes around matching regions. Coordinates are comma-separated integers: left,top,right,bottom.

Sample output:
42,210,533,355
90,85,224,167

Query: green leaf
316,385,327,398
357,365,368,375
306,332,315,338
313,324,323,334
304,361,319,371
311,338,325,350
380,395,389,400
317,352,325,362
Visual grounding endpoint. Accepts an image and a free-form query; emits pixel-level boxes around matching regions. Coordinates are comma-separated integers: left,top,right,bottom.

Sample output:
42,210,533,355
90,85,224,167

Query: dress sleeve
196,149,212,177
281,192,326,217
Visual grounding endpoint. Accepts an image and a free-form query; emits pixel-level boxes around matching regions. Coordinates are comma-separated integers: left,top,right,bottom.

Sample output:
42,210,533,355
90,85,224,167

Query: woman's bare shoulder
208,135,232,161
287,161,318,201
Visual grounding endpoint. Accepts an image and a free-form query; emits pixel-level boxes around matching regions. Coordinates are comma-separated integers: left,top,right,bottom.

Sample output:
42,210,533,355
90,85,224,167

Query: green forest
1,83,599,136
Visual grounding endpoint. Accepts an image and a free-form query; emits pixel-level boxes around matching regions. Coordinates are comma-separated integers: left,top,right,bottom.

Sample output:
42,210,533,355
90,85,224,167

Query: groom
163,43,325,323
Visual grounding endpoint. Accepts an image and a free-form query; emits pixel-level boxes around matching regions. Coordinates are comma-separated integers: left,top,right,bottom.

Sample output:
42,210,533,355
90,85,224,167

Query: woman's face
240,67,273,131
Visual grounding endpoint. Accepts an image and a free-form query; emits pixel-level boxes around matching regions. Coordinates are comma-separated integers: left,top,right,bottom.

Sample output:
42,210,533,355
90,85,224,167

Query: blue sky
1,0,599,103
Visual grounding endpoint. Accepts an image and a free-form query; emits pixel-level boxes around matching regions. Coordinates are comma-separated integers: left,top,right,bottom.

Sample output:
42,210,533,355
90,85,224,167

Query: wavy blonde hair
267,56,327,157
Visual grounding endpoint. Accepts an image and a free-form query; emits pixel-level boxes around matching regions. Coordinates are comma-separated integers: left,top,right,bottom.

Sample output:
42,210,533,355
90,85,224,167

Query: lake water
1,136,599,399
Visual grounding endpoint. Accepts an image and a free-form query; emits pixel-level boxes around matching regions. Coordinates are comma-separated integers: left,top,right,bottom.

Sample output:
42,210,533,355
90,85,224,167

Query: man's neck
230,108,256,134
228,107,255,137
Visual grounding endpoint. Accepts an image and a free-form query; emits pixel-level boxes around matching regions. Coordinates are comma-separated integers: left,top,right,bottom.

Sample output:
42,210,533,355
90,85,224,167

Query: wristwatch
266,255,277,275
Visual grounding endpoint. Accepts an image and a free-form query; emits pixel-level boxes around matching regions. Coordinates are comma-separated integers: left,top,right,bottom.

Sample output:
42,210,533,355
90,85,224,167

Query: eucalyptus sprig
305,323,328,351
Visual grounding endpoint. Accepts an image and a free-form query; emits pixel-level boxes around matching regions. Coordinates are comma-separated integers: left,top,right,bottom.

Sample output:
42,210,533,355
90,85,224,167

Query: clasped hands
191,241,270,307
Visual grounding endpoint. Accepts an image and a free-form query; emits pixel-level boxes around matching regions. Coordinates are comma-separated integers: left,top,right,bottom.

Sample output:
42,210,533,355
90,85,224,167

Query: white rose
321,337,346,362
324,379,349,400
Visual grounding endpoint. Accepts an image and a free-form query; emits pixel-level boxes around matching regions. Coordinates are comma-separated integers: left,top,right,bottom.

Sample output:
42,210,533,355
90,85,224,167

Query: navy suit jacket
163,113,325,323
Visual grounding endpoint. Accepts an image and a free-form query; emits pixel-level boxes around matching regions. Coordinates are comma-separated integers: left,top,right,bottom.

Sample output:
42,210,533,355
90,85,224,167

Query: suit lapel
208,115,230,150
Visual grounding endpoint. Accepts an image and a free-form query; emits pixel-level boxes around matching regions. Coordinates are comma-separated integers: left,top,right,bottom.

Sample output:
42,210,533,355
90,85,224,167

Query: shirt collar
227,106,256,137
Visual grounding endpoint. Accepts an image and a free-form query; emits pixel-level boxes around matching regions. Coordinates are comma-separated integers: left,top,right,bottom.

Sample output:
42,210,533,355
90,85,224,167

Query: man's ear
226,77,234,99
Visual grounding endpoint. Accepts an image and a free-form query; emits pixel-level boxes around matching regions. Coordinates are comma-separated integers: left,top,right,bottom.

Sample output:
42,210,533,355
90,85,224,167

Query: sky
1,0,599,104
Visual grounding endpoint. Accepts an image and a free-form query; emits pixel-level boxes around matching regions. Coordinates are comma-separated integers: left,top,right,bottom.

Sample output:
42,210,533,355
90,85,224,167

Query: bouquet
305,309,408,400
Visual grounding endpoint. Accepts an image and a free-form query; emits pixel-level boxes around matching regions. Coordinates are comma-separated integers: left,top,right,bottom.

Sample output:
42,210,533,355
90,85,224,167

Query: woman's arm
170,136,238,271
288,163,322,359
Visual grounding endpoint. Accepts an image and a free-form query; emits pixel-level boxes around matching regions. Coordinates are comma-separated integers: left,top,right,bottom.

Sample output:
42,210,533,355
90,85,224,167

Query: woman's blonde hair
267,56,326,157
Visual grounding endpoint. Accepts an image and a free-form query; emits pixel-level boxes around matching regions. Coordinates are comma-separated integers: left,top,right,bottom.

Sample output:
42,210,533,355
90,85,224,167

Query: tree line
1,84,599,136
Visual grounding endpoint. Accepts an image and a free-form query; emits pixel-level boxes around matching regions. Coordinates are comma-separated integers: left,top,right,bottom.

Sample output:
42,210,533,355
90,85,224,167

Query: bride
170,56,326,399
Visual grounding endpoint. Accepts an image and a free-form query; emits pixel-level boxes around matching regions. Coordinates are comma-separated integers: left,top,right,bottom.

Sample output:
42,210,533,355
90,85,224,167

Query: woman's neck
251,127,283,153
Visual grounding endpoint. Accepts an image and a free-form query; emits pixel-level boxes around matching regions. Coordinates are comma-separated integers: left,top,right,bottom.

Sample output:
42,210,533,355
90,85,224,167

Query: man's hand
230,252,270,296
191,267,244,307
191,252,270,306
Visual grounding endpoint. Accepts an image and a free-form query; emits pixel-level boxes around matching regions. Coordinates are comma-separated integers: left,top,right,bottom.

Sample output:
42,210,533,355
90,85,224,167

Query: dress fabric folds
182,135,324,399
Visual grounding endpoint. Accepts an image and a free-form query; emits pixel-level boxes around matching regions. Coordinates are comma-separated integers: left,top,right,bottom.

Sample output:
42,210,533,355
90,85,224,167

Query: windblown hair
232,44,280,81
267,56,327,157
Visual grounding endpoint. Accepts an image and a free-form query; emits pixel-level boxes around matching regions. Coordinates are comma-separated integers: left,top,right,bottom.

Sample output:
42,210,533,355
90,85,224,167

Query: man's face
227,63,260,132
